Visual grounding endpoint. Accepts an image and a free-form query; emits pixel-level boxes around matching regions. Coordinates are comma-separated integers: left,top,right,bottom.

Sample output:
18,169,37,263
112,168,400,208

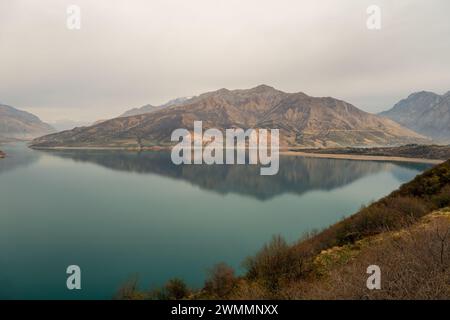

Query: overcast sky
1,0,449,123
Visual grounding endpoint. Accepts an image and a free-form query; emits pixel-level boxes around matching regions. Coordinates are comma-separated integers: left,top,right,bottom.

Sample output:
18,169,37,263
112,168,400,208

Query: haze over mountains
0,104,55,141
120,97,193,117
380,91,450,143
31,85,426,149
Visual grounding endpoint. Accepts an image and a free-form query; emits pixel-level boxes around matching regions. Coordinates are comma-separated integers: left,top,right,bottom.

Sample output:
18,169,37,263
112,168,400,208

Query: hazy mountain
49,119,92,132
31,85,426,149
0,104,55,140
379,91,450,143
120,96,193,117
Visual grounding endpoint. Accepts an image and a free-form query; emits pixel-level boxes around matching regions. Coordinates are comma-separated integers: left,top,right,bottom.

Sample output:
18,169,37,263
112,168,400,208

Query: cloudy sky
1,0,449,123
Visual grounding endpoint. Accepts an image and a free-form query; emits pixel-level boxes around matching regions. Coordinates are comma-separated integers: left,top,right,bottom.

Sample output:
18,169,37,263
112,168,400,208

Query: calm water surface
0,143,431,299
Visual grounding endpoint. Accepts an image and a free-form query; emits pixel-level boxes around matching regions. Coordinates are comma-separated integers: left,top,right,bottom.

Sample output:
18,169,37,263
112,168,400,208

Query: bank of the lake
29,145,446,165
282,151,444,165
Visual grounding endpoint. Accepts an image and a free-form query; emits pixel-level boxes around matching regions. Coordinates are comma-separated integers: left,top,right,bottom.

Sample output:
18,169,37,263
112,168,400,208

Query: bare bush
203,263,238,299
304,216,450,300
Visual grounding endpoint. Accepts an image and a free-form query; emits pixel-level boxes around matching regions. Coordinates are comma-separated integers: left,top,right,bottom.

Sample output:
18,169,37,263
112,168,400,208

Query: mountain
49,119,92,131
31,85,427,149
120,97,193,117
0,104,55,140
379,91,450,143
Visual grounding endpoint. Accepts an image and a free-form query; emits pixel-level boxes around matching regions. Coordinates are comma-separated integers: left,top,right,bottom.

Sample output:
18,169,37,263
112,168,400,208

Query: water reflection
0,143,40,175
38,149,430,200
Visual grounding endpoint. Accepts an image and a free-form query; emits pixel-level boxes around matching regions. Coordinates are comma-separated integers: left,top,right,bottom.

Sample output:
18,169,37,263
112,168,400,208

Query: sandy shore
280,151,444,164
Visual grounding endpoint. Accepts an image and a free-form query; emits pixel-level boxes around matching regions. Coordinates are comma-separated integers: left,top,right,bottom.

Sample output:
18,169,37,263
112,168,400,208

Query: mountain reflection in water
38,149,431,200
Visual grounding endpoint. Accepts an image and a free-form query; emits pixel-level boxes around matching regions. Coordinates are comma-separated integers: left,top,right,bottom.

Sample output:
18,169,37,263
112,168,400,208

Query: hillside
0,104,55,140
298,144,450,160
116,159,450,300
31,86,427,149
380,91,450,143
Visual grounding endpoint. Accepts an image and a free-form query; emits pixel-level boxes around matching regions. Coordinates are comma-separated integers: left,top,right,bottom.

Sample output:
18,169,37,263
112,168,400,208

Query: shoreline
281,151,444,164
29,145,445,164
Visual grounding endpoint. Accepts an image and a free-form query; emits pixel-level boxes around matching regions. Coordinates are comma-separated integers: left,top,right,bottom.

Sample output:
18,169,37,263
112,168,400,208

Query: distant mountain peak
250,84,277,92
120,96,195,118
407,91,439,99
380,90,450,143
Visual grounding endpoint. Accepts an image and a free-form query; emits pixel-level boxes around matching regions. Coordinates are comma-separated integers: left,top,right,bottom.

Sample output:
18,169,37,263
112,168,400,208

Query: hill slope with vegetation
116,159,450,300
297,144,450,161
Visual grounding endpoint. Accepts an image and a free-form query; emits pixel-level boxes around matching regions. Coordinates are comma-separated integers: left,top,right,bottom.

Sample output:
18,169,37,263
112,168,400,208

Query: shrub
431,185,450,208
150,278,191,300
114,275,147,300
203,263,238,299
244,235,309,292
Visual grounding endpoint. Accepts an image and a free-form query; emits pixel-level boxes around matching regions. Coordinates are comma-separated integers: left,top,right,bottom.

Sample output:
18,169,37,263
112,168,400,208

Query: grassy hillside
116,159,450,300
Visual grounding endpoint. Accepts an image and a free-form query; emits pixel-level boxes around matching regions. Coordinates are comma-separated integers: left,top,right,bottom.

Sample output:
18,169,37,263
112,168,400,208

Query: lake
0,143,431,299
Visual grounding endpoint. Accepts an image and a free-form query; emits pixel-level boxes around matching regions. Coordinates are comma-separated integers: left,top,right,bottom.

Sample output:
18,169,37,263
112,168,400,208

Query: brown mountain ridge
31,85,428,149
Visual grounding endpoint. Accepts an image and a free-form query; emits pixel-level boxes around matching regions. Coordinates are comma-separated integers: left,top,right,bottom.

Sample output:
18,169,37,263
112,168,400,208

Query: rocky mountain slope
31,85,427,148
0,104,55,140
379,91,450,143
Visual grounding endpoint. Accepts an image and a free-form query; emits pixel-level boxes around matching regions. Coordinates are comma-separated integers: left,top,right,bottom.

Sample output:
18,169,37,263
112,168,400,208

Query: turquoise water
0,143,431,299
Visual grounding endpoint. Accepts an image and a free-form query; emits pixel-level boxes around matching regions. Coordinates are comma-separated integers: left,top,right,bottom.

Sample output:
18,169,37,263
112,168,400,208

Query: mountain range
379,91,450,143
31,85,426,149
120,97,193,117
0,104,55,141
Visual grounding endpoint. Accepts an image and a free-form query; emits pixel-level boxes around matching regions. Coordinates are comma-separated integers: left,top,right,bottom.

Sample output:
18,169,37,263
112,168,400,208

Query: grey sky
1,0,449,122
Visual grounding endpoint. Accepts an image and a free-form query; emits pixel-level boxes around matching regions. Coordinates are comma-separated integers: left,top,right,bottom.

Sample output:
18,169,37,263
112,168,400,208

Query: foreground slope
31,85,427,148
